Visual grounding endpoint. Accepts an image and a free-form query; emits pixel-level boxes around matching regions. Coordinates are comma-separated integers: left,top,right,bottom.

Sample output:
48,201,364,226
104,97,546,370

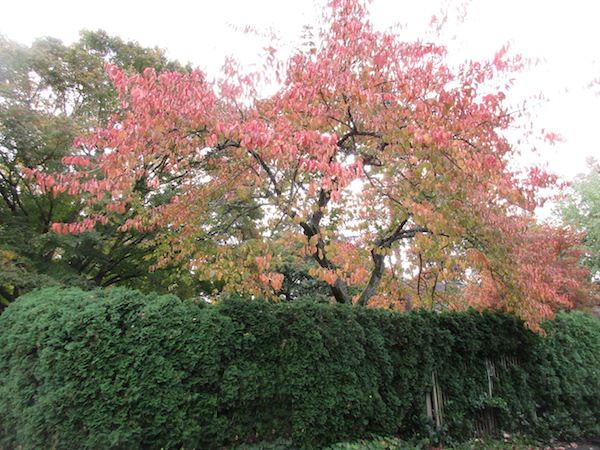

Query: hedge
0,287,598,448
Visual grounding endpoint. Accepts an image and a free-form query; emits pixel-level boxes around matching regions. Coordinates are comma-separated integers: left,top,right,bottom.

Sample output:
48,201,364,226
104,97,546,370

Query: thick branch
294,190,352,304
355,221,430,306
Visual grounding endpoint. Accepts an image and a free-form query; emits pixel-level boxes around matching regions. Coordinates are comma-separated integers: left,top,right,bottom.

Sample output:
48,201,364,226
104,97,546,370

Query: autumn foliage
28,0,597,328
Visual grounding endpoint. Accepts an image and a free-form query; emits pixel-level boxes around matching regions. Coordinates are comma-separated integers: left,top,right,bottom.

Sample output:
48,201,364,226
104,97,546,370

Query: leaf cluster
0,31,195,306
558,162,600,283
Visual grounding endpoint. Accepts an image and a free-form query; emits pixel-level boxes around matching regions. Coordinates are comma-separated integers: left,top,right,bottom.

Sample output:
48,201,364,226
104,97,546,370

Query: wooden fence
425,356,522,436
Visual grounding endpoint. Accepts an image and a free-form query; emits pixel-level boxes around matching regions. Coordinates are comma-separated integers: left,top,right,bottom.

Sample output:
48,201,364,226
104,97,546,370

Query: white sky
1,0,599,181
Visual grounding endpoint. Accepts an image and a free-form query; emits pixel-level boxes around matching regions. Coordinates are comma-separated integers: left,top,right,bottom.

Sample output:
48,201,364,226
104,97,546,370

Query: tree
559,161,600,284
0,31,193,310
464,219,598,314
36,0,595,328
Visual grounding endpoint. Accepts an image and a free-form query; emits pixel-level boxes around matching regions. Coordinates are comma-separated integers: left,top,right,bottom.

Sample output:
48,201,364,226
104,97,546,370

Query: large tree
37,0,596,328
0,31,194,309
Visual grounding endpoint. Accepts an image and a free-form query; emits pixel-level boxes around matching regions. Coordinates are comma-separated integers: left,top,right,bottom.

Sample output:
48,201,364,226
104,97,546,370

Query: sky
1,0,599,181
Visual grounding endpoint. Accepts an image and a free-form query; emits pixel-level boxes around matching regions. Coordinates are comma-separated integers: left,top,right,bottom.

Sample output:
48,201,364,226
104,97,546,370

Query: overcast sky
1,0,599,180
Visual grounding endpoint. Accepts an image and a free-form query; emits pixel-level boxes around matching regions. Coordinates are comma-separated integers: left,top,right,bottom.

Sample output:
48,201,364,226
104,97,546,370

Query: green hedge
0,287,598,448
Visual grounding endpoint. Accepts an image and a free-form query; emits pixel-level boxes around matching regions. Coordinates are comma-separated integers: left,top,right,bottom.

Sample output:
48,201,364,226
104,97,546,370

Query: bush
0,287,214,448
531,312,600,440
0,287,598,448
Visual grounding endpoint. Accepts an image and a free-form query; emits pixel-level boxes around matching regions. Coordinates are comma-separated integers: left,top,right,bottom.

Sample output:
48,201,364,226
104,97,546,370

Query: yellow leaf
1,250,17,260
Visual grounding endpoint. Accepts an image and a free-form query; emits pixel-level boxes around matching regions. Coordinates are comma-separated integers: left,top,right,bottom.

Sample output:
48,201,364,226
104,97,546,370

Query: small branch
337,130,383,149
417,253,424,303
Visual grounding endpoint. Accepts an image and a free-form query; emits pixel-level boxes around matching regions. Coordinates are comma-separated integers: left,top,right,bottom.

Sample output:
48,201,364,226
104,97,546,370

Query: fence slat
425,357,524,437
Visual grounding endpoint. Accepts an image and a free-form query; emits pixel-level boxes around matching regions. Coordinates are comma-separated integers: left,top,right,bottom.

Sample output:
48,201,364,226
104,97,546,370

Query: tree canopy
32,0,598,328
559,160,600,285
0,30,195,310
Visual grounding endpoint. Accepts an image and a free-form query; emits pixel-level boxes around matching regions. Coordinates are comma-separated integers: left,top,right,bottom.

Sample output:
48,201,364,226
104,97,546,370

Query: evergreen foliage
0,287,598,448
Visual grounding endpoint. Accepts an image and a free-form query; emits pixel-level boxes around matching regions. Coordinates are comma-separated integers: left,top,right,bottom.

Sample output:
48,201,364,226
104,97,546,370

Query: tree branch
247,148,282,197
356,221,430,306
292,190,352,304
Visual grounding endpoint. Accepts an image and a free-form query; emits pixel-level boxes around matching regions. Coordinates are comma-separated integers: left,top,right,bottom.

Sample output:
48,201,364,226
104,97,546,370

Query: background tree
465,219,598,314
0,31,195,310
558,160,600,284
38,0,596,328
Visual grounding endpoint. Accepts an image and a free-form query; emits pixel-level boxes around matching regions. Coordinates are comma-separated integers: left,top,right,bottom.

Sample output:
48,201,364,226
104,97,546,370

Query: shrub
0,287,598,448
0,287,214,448
531,312,600,440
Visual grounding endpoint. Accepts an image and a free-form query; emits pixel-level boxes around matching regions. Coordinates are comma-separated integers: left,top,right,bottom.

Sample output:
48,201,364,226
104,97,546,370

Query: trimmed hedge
0,287,598,448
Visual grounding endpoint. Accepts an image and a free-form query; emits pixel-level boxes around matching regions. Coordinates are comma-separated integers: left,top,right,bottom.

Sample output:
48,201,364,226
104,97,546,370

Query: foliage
324,434,545,449
0,31,195,309
325,435,408,449
0,287,211,449
274,240,338,302
531,312,600,440
35,0,596,329
464,220,599,314
558,161,600,284
1,287,599,449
